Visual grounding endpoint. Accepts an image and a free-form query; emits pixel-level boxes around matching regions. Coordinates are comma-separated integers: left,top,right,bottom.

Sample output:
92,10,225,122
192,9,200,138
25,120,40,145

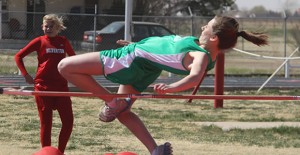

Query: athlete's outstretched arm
116,39,133,46
154,52,208,94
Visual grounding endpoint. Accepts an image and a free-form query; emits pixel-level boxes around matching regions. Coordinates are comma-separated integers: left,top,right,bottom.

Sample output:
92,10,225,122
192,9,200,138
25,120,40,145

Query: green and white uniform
100,35,216,92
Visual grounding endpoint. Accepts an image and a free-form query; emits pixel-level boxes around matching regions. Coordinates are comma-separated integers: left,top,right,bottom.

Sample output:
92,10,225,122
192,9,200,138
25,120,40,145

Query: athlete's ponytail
212,15,268,50
237,31,268,46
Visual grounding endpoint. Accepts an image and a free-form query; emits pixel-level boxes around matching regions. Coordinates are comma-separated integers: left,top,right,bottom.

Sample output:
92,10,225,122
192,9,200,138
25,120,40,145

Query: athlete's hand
153,83,171,94
116,40,132,46
24,74,34,84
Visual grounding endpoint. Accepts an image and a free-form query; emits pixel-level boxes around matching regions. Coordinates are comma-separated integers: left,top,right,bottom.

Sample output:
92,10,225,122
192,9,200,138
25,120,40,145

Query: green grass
1,90,300,154
0,52,37,75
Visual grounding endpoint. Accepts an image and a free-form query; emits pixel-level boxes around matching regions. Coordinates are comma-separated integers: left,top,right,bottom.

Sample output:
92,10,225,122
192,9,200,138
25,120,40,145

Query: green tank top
135,35,216,73
99,35,216,92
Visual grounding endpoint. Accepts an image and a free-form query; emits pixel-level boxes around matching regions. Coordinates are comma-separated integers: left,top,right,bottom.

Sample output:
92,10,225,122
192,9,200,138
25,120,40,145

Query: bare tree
134,0,235,16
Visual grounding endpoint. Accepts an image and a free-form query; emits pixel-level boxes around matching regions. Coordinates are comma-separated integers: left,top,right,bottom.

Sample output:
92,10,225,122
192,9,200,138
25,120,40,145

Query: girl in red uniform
15,14,76,154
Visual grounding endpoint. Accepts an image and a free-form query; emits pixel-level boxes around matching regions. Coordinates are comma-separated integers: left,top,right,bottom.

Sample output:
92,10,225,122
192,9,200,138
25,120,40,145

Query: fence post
125,0,133,41
214,52,224,108
92,4,97,51
282,11,289,78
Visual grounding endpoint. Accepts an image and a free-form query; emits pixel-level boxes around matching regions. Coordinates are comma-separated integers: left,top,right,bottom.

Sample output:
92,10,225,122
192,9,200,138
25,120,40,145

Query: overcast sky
235,0,300,12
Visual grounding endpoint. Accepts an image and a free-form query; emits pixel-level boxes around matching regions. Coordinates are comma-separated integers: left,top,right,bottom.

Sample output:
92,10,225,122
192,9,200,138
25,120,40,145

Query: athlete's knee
60,110,74,127
62,119,73,129
58,58,70,76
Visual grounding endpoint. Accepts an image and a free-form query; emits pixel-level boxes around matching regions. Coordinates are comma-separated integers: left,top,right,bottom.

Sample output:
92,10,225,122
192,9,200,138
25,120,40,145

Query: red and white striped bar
1,88,300,100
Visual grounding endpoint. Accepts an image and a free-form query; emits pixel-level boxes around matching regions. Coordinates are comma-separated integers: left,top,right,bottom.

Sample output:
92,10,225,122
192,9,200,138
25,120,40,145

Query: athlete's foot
99,98,132,122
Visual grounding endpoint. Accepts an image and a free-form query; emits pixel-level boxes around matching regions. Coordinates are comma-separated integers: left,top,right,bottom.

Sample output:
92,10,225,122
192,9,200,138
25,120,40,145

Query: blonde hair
43,14,66,32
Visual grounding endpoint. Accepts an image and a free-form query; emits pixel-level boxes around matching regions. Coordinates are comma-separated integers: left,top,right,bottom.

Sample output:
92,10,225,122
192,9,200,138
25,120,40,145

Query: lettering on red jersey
46,48,65,53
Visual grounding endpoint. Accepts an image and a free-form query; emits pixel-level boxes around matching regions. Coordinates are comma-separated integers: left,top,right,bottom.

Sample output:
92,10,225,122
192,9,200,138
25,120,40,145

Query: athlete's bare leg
58,52,112,101
59,53,158,153
117,85,158,154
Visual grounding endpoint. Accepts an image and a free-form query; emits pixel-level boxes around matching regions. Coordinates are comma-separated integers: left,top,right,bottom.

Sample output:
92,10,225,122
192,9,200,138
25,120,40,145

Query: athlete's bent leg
58,52,112,101
117,85,158,154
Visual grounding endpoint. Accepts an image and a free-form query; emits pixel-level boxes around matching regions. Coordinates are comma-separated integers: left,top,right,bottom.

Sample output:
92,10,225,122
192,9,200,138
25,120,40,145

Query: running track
0,75,299,92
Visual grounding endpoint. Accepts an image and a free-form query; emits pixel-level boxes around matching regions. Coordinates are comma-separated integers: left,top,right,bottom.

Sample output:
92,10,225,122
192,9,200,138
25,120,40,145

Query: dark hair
212,15,268,50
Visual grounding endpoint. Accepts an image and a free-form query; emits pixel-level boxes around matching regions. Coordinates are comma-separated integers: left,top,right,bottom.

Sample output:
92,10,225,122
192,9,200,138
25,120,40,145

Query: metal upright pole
93,4,97,51
283,10,289,78
214,52,225,108
125,0,132,41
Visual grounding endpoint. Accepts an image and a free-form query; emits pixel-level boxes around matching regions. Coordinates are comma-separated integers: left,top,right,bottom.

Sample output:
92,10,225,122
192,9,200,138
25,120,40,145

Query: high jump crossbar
1,88,300,101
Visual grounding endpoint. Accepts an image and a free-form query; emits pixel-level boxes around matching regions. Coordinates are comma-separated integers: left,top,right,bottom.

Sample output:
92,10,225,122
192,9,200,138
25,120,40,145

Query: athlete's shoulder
34,36,44,40
57,35,67,39
52,35,67,41
28,36,43,45
173,35,198,41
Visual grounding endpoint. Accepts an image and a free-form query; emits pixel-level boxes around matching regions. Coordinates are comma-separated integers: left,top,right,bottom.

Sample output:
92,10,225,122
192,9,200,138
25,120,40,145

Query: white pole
125,0,132,41
257,47,299,92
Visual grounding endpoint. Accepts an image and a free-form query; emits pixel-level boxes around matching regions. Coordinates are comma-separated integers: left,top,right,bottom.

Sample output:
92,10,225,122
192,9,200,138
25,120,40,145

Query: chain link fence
1,11,300,77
